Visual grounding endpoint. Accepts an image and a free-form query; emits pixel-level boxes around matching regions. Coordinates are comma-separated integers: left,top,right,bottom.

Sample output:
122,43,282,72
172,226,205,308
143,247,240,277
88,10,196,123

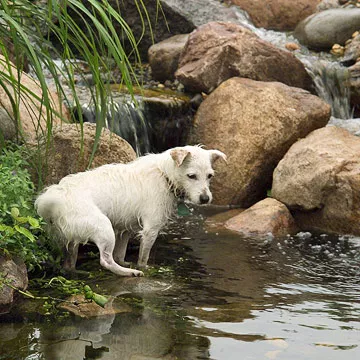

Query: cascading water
80,98,151,156
233,7,353,121
303,60,352,119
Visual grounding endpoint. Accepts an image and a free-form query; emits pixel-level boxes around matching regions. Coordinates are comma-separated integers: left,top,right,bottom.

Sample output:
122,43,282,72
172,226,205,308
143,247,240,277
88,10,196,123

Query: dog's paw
131,269,144,277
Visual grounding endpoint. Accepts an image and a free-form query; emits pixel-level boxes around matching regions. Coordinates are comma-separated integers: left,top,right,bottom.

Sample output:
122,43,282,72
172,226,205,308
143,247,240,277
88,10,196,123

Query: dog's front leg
63,242,79,270
138,227,159,268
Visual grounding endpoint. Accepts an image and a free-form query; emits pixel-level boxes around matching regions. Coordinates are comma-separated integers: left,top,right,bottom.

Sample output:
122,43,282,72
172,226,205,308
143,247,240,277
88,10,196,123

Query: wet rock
225,0,320,31
204,208,244,233
176,22,313,94
224,198,298,238
0,256,28,314
191,77,331,206
285,42,300,51
0,55,67,141
272,126,360,235
148,34,189,82
294,8,360,50
342,32,360,66
349,60,360,104
58,295,131,318
29,123,136,186
327,116,360,135
317,0,342,11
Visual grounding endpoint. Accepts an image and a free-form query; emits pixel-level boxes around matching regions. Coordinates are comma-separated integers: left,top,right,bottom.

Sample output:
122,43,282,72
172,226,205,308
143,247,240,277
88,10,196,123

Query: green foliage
0,144,59,272
0,144,35,222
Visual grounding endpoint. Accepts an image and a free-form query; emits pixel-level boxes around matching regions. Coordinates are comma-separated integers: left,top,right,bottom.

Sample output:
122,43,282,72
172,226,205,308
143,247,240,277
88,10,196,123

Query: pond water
1,207,360,360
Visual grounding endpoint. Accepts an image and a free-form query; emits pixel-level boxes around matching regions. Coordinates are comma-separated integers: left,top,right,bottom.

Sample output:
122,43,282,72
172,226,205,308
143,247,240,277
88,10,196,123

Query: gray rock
0,107,16,140
294,8,360,50
148,34,189,82
0,256,28,314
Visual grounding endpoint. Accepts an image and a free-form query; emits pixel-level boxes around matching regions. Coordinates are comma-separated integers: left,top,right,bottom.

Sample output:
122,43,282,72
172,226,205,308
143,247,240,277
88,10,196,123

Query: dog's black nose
200,194,210,204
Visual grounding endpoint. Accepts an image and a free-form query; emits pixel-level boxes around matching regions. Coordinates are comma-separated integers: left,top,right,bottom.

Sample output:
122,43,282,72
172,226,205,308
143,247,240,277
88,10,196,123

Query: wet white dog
35,145,226,277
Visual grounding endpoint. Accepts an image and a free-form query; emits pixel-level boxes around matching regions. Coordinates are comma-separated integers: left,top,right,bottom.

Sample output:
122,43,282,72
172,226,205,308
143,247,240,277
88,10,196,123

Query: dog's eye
187,174,197,180
207,174,213,179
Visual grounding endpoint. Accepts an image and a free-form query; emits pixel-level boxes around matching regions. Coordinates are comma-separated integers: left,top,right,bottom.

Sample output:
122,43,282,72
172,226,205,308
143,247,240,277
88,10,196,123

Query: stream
1,207,360,359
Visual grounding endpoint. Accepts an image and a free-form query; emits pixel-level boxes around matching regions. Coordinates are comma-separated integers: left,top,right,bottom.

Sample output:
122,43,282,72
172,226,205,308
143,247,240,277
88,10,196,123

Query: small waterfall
231,6,353,120
80,98,151,156
302,59,352,120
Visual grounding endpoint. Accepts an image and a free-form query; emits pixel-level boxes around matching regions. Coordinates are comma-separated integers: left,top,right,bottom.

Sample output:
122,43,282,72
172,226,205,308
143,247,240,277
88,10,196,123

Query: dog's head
169,145,226,205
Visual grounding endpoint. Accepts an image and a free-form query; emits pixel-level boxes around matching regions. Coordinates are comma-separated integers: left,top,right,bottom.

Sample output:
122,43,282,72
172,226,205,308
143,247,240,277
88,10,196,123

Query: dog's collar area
163,174,185,199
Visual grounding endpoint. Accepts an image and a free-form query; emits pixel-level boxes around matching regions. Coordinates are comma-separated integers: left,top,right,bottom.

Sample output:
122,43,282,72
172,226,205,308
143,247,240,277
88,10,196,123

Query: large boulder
294,8,360,50
0,256,28,314
272,127,360,235
148,34,189,82
0,55,67,141
225,0,321,31
31,123,136,186
191,77,331,206
225,198,298,238
176,22,314,94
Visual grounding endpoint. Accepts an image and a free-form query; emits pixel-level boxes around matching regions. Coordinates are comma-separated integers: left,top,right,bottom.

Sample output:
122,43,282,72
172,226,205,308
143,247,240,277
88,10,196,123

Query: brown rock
285,42,300,51
191,77,331,206
0,55,67,141
0,256,28,314
31,123,136,186
204,208,244,233
148,34,189,82
225,198,298,237
225,0,321,31
58,295,131,318
175,22,314,94
272,126,360,235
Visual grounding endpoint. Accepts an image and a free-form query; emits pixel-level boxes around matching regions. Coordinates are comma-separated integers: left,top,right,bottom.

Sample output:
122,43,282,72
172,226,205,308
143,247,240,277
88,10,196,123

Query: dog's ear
209,150,227,164
170,148,191,167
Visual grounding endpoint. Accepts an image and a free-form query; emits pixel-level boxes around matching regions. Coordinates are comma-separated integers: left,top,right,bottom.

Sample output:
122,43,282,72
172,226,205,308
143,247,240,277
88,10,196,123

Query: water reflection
1,208,360,359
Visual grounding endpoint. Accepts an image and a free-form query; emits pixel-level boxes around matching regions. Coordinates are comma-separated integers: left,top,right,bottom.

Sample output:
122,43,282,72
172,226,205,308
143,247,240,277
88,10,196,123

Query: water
1,208,359,359
80,99,151,156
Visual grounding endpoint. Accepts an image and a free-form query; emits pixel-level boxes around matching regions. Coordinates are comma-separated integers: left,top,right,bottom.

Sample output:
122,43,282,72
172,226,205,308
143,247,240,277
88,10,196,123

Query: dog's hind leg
113,230,131,266
92,217,143,277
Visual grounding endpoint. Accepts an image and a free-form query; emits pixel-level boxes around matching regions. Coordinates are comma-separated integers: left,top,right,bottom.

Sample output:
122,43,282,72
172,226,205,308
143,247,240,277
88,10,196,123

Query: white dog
35,145,226,277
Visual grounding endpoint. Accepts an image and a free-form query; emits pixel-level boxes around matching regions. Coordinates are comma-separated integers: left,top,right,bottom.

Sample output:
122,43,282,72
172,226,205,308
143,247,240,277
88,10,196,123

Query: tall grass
0,0,157,185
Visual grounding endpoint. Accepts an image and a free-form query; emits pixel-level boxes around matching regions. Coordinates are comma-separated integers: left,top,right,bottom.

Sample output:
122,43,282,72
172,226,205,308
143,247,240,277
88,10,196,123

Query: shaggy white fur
35,145,226,277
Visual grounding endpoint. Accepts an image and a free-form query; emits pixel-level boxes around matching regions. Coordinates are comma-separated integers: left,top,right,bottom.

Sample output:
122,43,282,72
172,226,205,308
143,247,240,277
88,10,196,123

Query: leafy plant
0,144,59,271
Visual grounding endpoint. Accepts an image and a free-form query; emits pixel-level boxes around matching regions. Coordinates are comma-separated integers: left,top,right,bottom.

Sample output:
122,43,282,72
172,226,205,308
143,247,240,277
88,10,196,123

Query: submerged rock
272,126,360,236
176,21,314,93
58,295,131,319
191,77,331,206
